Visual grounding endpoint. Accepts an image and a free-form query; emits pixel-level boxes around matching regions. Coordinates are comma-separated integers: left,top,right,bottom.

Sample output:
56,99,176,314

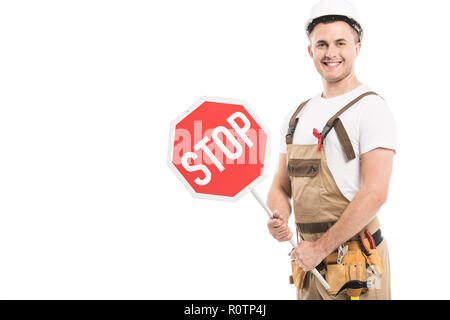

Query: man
266,0,396,300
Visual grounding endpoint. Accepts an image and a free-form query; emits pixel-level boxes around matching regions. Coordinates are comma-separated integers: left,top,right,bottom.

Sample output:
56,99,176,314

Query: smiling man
266,0,396,300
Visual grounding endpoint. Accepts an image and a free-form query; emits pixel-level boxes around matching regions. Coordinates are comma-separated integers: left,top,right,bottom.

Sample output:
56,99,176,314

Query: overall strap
320,91,378,161
285,99,311,145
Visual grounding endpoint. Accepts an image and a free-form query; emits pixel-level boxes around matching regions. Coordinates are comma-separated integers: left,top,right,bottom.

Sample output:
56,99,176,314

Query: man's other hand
267,210,293,242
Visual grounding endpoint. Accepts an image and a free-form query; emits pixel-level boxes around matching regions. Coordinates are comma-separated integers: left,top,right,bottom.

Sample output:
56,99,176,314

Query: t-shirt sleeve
358,96,397,155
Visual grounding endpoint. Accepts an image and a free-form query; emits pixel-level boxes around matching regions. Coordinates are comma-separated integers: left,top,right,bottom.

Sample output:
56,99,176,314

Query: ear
355,42,361,58
308,44,313,58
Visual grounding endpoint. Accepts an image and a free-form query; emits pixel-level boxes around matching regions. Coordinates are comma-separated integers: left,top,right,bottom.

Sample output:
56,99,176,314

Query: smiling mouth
322,61,342,67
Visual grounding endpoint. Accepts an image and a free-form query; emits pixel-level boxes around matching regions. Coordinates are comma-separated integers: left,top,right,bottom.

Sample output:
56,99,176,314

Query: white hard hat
305,0,364,42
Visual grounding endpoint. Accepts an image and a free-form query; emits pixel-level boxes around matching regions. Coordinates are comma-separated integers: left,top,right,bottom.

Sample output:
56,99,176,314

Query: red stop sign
168,97,269,201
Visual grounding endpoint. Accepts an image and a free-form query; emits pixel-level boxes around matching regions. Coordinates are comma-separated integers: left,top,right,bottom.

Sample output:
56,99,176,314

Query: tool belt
289,229,384,297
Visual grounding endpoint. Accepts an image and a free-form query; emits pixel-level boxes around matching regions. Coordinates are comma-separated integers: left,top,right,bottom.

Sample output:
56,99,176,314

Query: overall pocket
288,159,321,217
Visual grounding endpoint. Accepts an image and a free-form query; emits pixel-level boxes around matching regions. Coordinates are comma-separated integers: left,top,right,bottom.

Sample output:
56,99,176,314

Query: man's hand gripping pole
250,189,330,291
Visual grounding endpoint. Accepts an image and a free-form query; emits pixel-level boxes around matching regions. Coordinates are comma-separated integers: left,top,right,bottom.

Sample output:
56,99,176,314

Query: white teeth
325,62,340,66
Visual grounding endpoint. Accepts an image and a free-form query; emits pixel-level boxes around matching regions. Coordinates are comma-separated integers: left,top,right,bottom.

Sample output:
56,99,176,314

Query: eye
337,42,346,46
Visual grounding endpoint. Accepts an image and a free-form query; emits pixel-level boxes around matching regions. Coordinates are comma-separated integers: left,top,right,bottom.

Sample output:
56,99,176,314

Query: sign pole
169,97,330,291
250,188,330,290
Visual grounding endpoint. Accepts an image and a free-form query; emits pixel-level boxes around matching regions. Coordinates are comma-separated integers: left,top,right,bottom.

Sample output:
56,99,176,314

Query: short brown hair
307,15,362,43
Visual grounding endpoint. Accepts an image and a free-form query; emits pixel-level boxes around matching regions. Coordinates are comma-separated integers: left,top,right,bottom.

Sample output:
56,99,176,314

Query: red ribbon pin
313,128,322,151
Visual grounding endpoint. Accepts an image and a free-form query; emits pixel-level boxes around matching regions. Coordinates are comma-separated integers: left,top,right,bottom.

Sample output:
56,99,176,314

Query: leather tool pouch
289,260,307,290
361,238,384,275
324,244,369,296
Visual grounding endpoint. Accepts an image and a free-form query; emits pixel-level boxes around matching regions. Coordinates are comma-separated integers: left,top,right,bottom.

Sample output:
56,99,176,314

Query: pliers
358,229,376,256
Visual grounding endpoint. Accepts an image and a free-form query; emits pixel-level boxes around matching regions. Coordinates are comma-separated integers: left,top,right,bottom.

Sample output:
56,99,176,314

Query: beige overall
286,92,391,300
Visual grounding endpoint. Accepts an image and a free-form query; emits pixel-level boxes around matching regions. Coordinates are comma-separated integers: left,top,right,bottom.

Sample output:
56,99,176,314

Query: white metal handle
250,188,330,290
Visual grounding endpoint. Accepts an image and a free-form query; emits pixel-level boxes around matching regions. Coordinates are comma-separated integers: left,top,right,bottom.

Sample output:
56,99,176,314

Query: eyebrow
315,38,348,45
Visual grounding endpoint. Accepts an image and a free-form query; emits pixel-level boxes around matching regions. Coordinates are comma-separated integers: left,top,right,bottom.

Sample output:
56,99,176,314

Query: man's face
308,21,361,83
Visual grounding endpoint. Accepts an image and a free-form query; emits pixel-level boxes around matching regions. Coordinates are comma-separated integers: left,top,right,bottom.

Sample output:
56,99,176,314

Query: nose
325,44,338,59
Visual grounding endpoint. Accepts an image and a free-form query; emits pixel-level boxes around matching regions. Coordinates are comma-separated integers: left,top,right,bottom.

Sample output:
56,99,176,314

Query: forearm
266,183,292,218
316,189,386,257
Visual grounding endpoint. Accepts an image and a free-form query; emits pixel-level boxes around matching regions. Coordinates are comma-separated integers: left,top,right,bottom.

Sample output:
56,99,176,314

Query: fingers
267,211,287,229
273,210,280,219
267,222,292,242
298,263,307,271
267,218,282,228
267,209,293,242
277,228,293,242
277,230,293,241
273,210,287,222
267,218,284,232
268,221,289,233
290,250,307,271
290,249,296,260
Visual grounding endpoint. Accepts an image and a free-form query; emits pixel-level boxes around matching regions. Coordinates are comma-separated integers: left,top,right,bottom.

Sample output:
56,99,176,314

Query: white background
0,0,449,300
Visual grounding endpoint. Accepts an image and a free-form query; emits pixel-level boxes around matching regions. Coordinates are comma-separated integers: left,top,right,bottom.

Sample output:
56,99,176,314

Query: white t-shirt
280,84,397,202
